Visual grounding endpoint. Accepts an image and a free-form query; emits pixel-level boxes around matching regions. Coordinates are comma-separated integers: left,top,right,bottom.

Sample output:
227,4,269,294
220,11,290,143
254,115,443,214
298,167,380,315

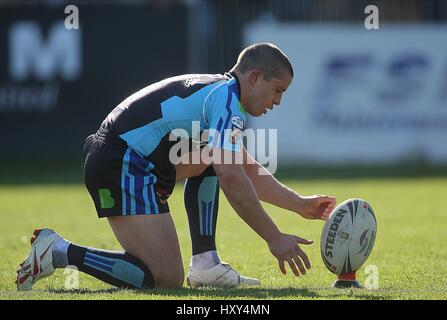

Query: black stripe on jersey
107,74,226,136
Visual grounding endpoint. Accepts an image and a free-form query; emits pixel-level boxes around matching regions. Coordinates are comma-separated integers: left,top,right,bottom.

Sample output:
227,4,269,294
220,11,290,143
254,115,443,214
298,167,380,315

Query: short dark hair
234,43,293,80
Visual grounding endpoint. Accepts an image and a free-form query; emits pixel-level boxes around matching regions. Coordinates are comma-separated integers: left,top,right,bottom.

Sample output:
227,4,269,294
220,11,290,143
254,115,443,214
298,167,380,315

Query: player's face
246,70,292,117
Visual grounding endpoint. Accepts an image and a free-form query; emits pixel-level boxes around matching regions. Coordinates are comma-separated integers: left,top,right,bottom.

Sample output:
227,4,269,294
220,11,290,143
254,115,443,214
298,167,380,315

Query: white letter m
9,21,81,81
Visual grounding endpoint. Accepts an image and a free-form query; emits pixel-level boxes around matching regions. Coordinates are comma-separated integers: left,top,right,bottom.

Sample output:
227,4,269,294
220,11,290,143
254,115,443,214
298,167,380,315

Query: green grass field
1,165,446,300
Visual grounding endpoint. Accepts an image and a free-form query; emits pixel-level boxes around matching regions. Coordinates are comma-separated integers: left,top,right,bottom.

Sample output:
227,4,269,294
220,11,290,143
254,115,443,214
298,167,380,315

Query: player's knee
154,267,184,288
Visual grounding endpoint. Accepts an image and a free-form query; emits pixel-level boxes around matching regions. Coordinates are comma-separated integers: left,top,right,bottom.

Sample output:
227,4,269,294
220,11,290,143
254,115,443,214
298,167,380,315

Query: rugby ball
320,198,377,275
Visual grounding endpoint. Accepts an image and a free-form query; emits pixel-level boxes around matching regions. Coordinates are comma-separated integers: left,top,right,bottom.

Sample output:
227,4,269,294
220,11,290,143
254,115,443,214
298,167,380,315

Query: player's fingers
322,200,335,210
323,206,333,217
295,236,313,245
278,260,287,275
325,200,336,208
327,200,336,209
319,196,337,206
297,247,312,269
287,258,300,277
322,202,335,217
292,256,306,275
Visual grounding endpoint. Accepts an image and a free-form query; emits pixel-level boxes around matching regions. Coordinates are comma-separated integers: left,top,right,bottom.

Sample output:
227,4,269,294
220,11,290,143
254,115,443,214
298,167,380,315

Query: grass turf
0,175,446,300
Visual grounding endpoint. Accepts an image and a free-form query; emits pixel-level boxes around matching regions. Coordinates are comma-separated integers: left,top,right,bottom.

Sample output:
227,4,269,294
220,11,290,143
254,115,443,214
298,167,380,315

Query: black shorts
82,130,175,218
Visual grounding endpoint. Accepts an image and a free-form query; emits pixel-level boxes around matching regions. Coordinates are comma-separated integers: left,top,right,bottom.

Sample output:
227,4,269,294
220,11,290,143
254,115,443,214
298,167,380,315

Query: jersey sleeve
204,82,247,153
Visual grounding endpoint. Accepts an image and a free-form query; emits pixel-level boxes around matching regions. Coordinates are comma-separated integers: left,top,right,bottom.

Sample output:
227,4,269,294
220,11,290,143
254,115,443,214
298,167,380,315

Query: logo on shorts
155,187,171,205
98,188,115,209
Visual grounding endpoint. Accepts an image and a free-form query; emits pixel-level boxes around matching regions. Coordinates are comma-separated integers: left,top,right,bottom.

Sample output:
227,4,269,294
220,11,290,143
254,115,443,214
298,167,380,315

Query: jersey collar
227,71,241,99
225,71,247,115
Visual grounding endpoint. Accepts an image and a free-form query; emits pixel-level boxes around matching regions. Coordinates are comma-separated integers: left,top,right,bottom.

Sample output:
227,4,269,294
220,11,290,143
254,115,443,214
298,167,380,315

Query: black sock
184,166,219,255
67,244,155,289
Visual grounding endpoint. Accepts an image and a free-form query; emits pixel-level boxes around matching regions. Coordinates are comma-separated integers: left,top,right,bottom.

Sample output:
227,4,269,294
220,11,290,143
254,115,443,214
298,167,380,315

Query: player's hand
267,232,313,277
297,195,336,221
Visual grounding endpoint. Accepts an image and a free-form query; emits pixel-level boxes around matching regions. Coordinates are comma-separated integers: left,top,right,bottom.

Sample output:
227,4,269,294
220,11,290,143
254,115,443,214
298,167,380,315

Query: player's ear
248,69,262,85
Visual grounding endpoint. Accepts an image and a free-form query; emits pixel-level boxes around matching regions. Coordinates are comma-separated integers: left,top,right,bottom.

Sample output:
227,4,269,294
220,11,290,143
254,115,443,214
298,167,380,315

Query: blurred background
1,0,446,183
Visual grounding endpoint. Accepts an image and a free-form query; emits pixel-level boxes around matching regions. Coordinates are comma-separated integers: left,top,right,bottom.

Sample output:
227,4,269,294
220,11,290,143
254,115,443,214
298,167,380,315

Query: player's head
232,43,293,117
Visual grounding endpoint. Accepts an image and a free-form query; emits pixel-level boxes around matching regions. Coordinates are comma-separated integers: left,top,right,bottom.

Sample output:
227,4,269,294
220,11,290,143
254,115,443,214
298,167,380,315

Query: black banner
0,3,188,159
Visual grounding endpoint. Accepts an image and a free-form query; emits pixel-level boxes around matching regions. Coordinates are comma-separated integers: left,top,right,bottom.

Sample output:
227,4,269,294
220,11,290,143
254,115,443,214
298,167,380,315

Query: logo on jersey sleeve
231,115,245,130
229,115,245,144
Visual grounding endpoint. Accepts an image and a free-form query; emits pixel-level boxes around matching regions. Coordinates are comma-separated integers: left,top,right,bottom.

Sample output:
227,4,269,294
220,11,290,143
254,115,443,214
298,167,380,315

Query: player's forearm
217,169,281,243
244,162,303,213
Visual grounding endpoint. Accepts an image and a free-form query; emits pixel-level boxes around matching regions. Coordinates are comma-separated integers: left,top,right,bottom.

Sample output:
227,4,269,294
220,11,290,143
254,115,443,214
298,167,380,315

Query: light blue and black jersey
101,72,247,175
84,72,246,217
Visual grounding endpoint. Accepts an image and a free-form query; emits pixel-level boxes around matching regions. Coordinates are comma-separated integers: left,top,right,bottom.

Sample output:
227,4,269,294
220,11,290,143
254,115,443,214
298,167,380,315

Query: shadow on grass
47,288,122,295
152,287,321,299
46,286,391,300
